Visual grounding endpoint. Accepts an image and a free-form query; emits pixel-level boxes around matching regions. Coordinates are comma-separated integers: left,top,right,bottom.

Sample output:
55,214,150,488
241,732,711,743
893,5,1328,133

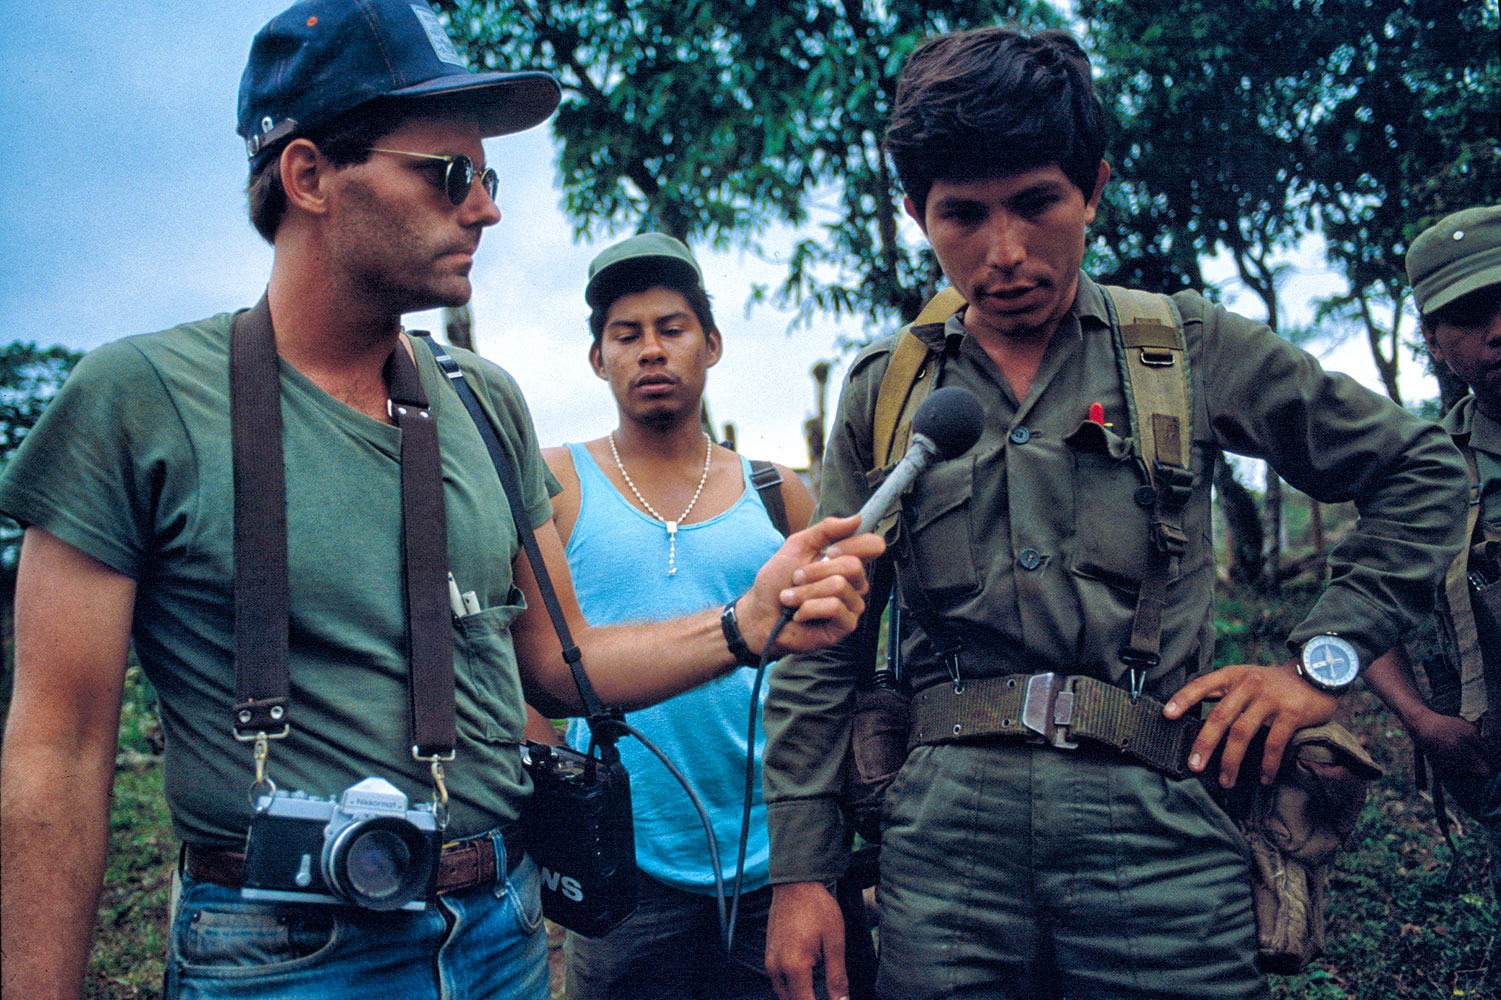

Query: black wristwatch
1295,634,1361,693
720,599,761,668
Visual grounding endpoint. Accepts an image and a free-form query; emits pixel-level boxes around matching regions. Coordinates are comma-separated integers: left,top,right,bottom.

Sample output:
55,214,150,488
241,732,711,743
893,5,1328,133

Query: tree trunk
1308,493,1326,571
1261,470,1282,595
804,361,831,498
1214,455,1264,586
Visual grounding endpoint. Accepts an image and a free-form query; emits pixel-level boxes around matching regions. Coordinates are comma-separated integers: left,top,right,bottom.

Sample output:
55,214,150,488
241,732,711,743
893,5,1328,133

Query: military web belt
907,672,1203,780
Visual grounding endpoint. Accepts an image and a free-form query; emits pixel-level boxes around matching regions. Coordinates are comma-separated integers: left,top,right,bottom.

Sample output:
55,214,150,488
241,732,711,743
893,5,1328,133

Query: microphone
769,387,981,655
855,386,984,535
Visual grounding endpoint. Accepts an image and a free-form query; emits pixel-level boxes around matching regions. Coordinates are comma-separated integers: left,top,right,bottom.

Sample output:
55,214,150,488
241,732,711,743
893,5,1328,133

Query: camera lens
347,828,409,898
325,817,436,910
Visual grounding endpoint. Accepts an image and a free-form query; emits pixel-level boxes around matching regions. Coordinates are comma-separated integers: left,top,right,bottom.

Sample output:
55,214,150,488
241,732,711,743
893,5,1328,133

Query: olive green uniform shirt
0,309,558,846
1443,395,1501,527
1438,395,1501,720
763,274,1467,883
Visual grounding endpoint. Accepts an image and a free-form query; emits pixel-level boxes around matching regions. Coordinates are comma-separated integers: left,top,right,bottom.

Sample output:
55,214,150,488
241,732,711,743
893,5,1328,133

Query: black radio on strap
227,297,456,759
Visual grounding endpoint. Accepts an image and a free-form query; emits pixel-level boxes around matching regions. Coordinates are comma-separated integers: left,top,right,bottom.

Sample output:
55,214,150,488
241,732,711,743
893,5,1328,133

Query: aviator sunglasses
367,148,499,206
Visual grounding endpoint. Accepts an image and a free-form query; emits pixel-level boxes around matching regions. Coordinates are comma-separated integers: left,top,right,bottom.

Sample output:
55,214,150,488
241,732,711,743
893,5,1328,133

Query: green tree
1080,0,1499,588
0,341,80,665
0,341,80,558
0,343,77,448
1303,0,1500,411
1082,0,1346,590
442,0,1060,328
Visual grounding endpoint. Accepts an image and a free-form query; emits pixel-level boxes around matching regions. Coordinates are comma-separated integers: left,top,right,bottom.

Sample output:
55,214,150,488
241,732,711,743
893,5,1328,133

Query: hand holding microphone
722,389,982,955
856,385,985,535
738,386,984,662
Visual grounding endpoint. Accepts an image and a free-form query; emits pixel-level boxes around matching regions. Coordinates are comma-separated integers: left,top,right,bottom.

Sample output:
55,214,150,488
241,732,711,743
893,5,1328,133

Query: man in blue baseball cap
0,4,881,999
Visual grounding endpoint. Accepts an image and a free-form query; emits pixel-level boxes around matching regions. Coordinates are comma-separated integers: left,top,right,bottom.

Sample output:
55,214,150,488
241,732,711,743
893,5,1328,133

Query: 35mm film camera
242,776,440,911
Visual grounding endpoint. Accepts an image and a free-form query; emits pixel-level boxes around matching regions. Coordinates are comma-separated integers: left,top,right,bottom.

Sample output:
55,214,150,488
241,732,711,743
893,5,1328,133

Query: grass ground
25,580,1501,997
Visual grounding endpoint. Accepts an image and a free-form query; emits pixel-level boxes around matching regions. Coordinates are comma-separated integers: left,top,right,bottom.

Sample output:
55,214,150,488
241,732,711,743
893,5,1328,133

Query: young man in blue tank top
525,233,815,999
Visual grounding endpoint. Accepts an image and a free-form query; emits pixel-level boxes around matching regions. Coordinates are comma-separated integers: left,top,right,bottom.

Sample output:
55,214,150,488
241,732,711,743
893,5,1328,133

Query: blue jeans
165,830,548,1000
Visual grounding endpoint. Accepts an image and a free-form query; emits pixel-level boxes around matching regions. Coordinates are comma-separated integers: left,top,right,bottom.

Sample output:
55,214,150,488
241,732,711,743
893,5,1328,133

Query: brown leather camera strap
228,297,455,756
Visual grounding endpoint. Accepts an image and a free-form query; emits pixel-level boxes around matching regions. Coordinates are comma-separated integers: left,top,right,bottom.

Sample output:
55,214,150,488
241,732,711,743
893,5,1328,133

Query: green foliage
86,669,173,1000
1274,727,1500,999
1075,0,1339,321
1081,0,1500,406
90,763,174,999
118,665,164,758
442,0,1060,329
1299,0,1500,409
0,341,79,456
0,341,80,565
1308,0,1501,302
1213,579,1322,667
1332,821,1496,997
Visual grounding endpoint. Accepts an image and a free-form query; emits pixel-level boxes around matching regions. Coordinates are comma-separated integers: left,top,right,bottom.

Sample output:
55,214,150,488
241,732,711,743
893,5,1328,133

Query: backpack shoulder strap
872,286,965,469
749,459,791,538
1102,285,1191,476
1442,446,1489,721
1100,285,1195,677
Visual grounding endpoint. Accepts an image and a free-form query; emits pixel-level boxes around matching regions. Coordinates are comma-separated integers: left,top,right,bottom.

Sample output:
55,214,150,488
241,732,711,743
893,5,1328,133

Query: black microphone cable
583,608,795,955
725,604,795,955
723,385,983,953
627,385,986,956
601,717,733,942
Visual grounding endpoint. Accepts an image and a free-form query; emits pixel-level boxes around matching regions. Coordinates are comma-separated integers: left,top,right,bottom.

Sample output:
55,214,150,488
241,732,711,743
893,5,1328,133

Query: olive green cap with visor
1406,205,1501,316
584,233,704,312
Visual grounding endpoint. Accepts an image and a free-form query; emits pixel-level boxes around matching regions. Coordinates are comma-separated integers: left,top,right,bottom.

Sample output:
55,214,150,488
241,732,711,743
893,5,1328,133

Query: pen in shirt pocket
448,572,468,618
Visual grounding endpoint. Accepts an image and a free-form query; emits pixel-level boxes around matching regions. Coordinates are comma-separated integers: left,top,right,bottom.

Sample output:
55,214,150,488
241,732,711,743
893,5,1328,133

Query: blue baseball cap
237,0,560,170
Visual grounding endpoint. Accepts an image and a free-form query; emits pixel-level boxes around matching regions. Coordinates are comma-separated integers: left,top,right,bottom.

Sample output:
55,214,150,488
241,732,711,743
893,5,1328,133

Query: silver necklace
608,431,712,577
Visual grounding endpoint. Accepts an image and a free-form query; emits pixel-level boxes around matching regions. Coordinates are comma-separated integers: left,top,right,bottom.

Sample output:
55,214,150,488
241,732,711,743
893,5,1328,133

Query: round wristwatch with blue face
1296,634,1361,693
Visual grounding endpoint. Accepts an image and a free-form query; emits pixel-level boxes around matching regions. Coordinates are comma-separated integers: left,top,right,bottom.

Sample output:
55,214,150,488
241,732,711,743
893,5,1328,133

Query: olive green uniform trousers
875,744,1263,1000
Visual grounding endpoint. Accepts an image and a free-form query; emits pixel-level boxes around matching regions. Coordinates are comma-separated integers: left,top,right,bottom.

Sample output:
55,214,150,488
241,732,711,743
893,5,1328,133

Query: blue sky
0,2,865,466
0,4,1435,468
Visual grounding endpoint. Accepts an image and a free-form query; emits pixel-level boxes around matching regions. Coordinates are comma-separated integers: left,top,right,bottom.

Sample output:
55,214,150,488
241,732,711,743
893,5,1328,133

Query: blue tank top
563,442,787,893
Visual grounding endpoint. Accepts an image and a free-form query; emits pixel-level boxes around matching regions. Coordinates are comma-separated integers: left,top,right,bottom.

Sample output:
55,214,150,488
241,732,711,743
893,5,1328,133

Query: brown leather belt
184,823,525,896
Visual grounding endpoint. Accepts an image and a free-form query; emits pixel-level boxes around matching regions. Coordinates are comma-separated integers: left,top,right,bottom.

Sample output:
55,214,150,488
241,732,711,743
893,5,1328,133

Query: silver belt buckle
1021,672,1078,749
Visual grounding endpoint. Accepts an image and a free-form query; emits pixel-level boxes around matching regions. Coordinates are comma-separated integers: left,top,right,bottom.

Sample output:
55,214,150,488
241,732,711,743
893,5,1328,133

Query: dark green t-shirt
0,309,558,845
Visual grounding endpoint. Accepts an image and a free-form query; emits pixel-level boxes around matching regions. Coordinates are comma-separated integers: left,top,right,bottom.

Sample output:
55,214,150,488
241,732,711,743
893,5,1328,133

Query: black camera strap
227,297,456,758
414,334,624,752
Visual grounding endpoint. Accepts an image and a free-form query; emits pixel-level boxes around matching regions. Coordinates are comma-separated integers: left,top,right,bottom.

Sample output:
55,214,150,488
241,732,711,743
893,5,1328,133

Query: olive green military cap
585,232,704,311
1406,205,1501,316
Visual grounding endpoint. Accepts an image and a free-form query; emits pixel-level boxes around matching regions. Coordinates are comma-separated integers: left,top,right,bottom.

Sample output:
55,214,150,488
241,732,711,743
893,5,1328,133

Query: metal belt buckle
1021,672,1079,749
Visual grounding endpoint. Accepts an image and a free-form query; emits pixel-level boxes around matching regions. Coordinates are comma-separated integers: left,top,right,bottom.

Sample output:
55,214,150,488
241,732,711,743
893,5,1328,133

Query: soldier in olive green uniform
1366,206,1501,897
761,27,1468,1000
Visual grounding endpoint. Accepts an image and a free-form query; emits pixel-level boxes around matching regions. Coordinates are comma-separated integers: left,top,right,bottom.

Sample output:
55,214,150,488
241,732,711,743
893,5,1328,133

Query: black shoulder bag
416,335,639,937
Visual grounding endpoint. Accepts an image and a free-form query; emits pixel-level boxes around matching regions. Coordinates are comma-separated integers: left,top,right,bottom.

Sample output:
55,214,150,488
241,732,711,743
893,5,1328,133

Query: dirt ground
546,920,566,997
